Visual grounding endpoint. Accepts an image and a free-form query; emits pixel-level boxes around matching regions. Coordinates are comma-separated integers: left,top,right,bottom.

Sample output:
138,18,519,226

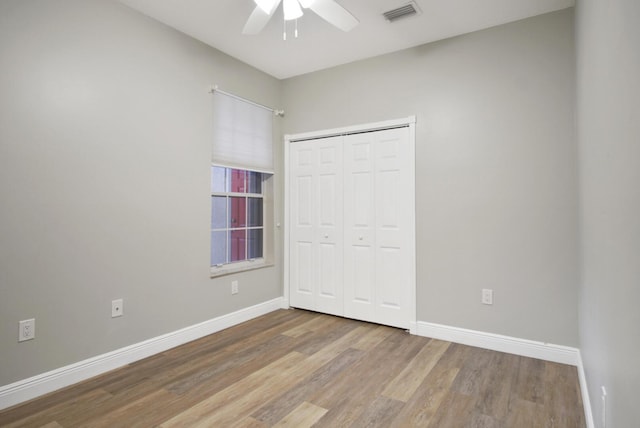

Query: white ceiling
118,0,574,79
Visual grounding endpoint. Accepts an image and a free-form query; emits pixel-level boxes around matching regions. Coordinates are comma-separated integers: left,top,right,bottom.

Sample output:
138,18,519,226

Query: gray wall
0,0,283,385
283,9,579,346
576,0,640,425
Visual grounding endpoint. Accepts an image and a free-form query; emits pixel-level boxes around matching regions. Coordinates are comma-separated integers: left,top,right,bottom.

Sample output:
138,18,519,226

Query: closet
285,117,416,330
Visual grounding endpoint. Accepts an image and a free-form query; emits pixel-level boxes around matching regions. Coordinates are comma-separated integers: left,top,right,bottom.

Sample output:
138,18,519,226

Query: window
211,166,265,268
210,88,274,276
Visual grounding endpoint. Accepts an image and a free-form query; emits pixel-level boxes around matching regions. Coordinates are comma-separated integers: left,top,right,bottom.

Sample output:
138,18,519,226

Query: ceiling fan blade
242,1,281,35
308,0,359,32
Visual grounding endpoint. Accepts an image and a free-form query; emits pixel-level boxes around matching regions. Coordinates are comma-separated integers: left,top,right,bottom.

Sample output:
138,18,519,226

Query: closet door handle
324,234,329,239
358,236,363,240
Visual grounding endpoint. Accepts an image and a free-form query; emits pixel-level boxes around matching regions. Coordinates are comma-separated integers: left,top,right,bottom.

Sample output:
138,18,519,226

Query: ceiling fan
243,0,359,36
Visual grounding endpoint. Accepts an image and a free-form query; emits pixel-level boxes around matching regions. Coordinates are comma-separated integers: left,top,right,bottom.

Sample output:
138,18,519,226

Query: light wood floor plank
160,351,308,427
351,324,395,351
272,401,328,427
351,395,405,427
39,422,63,428
514,355,546,404
229,416,268,428
382,338,450,402
251,347,364,425
310,330,426,426
2,388,112,428
473,351,521,422
389,366,460,427
427,390,478,428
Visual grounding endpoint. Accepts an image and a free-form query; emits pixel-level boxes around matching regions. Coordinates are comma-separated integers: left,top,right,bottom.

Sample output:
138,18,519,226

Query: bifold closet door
289,136,344,316
343,127,412,329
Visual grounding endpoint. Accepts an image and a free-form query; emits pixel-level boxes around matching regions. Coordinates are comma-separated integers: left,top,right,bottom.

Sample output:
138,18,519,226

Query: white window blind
212,90,273,173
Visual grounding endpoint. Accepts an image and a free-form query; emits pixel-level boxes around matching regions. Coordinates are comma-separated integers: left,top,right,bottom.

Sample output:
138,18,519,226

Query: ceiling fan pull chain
295,18,299,38
283,18,287,40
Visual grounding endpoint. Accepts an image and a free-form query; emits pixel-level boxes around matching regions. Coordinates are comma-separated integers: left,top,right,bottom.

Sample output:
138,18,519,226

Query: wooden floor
0,309,585,427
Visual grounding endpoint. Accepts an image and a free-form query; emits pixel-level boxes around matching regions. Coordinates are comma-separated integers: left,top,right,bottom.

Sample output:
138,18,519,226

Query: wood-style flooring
0,309,585,427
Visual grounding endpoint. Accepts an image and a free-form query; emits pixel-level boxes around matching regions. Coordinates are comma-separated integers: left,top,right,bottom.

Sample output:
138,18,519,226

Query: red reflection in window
230,169,246,193
230,230,246,262
230,197,246,228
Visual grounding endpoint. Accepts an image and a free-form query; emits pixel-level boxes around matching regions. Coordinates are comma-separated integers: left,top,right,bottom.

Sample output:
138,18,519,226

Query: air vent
383,1,422,23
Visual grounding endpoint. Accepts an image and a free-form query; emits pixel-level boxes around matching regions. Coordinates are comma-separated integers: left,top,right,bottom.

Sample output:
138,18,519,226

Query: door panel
344,133,376,321
344,128,412,328
289,137,343,316
374,127,411,328
315,138,343,316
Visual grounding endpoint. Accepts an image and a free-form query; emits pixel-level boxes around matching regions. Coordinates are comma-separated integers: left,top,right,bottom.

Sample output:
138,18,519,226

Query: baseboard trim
416,321,579,366
576,350,595,428
0,297,284,411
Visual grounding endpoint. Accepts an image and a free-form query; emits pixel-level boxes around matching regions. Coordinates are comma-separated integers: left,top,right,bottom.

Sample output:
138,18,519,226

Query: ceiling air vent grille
383,1,421,22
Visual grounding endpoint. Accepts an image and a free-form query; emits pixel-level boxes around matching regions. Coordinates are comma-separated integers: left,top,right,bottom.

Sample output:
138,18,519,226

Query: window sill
209,259,274,278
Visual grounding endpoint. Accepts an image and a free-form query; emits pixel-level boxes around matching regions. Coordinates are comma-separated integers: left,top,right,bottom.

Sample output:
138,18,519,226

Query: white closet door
344,127,412,329
343,132,376,323
373,127,412,328
289,137,344,316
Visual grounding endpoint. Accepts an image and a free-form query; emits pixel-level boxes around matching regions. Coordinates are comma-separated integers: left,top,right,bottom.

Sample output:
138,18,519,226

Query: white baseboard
416,321,579,366
0,297,284,411
576,351,595,428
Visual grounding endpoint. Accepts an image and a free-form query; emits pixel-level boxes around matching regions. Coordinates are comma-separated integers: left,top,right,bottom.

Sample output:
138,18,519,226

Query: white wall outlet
111,299,124,318
18,318,35,342
231,280,239,295
482,289,493,305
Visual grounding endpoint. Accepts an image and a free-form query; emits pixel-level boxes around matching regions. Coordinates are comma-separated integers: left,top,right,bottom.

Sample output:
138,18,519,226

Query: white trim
283,131,291,311
406,119,417,333
577,350,595,428
416,321,579,365
0,297,284,411
209,259,271,278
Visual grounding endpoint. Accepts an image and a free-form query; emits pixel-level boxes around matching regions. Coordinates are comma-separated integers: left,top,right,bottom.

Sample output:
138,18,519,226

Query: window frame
210,165,273,277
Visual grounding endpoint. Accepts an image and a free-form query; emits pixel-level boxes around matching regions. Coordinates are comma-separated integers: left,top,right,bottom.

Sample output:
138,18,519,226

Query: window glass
230,230,246,262
229,197,246,228
230,169,246,193
247,171,262,194
210,231,227,266
248,229,263,259
247,197,263,227
211,196,227,230
211,166,227,193
211,166,265,268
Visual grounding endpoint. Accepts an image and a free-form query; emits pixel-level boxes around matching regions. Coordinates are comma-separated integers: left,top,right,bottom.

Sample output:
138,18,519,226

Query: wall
0,0,283,386
575,0,640,425
283,9,578,346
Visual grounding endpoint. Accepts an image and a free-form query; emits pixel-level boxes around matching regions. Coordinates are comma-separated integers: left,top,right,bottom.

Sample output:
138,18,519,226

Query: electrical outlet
18,319,35,342
482,289,493,305
231,280,239,295
112,299,124,318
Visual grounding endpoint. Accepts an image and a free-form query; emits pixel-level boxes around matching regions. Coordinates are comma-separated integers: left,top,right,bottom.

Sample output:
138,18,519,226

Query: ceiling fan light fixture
298,0,315,8
283,0,303,20
253,0,278,14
